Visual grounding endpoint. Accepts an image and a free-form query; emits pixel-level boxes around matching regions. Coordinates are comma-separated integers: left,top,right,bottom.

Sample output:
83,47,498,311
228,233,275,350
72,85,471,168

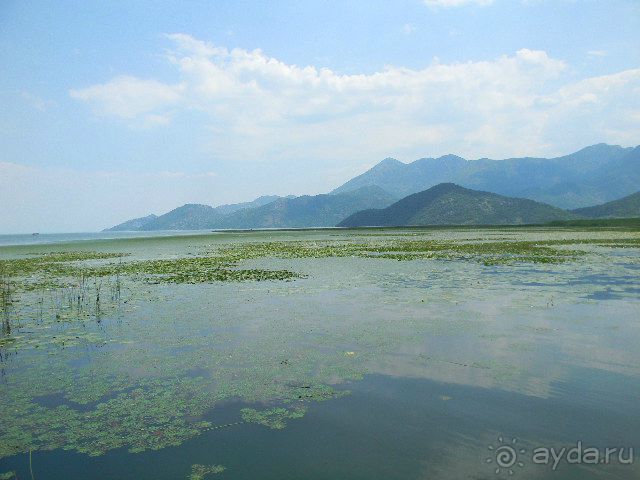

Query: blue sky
1,0,639,232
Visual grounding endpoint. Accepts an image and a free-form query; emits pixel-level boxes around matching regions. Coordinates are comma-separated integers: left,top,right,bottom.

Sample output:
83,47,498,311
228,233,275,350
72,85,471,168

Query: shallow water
0,227,638,479
0,230,222,247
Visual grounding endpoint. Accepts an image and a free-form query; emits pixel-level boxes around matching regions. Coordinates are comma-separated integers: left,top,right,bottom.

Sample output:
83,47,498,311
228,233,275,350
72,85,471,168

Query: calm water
0,230,216,247
0,228,638,479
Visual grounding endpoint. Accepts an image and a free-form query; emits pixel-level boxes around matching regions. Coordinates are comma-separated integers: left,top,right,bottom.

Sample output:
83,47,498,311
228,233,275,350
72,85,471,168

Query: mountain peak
569,143,625,158
579,142,620,150
437,154,465,162
428,182,462,193
180,203,212,208
374,157,404,168
173,203,214,212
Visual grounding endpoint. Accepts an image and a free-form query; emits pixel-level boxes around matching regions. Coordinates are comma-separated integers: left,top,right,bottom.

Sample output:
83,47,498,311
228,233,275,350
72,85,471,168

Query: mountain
106,214,158,231
105,187,396,231
571,191,640,218
337,183,576,227
332,144,640,209
139,204,224,231
218,185,397,229
105,195,291,231
213,195,293,215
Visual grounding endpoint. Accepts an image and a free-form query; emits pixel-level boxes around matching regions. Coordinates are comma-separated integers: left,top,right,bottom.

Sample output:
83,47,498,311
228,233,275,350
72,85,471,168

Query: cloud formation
71,34,640,161
70,76,183,124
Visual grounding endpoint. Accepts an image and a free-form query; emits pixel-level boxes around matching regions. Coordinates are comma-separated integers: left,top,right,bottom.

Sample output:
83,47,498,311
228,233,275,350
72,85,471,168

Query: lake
0,227,638,479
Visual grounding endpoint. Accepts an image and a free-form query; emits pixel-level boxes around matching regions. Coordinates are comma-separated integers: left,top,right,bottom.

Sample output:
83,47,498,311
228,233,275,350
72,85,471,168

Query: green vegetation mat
0,226,638,462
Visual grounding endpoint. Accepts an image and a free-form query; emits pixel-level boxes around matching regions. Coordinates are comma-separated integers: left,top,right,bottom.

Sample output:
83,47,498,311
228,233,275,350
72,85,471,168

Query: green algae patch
97,256,301,284
0,249,300,292
0,251,128,279
0,249,301,352
209,237,595,265
0,377,216,458
241,405,307,429
0,227,639,466
189,464,225,479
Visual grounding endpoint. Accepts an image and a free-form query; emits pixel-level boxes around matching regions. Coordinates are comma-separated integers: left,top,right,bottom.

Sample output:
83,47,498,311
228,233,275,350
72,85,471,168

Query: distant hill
571,191,640,219
332,144,640,209
218,185,397,229
105,187,396,231
105,214,158,232
105,195,292,231
337,183,576,227
138,204,224,231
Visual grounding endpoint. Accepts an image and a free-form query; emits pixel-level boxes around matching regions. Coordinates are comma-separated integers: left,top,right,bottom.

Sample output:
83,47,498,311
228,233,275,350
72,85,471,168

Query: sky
1,0,639,233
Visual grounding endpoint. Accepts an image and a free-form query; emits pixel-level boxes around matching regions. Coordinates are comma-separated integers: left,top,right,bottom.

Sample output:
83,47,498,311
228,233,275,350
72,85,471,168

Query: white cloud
71,34,639,162
70,75,183,123
423,0,494,8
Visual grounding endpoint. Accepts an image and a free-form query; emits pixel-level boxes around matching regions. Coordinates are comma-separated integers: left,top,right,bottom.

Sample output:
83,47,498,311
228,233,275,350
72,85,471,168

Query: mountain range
214,185,395,229
108,195,293,231
106,144,639,231
332,144,640,209
108,186,396,231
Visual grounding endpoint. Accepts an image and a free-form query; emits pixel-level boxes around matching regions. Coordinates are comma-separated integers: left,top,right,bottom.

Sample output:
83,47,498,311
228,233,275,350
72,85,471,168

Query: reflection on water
3,373,638,479
0,227,638,479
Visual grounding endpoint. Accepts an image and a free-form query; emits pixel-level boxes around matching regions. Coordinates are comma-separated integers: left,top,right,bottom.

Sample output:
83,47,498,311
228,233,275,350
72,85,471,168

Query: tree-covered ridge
338,183,577,227
571,191,640,219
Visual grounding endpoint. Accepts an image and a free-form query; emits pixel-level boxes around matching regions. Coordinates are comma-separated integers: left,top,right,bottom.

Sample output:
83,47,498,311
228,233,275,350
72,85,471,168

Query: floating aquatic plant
189,464,225,480
206,237,603,266
0,227,638,465
241,405,307,429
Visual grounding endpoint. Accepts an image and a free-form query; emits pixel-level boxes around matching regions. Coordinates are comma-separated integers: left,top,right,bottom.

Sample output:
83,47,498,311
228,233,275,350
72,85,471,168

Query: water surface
0,227,638,479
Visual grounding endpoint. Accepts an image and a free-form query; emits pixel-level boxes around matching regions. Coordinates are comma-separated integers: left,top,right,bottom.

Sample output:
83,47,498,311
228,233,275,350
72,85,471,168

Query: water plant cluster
208,235,635,265
188,464,225,480
85,256,301,283
0,251,128,290
240,405,307,429
0,227,638,474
